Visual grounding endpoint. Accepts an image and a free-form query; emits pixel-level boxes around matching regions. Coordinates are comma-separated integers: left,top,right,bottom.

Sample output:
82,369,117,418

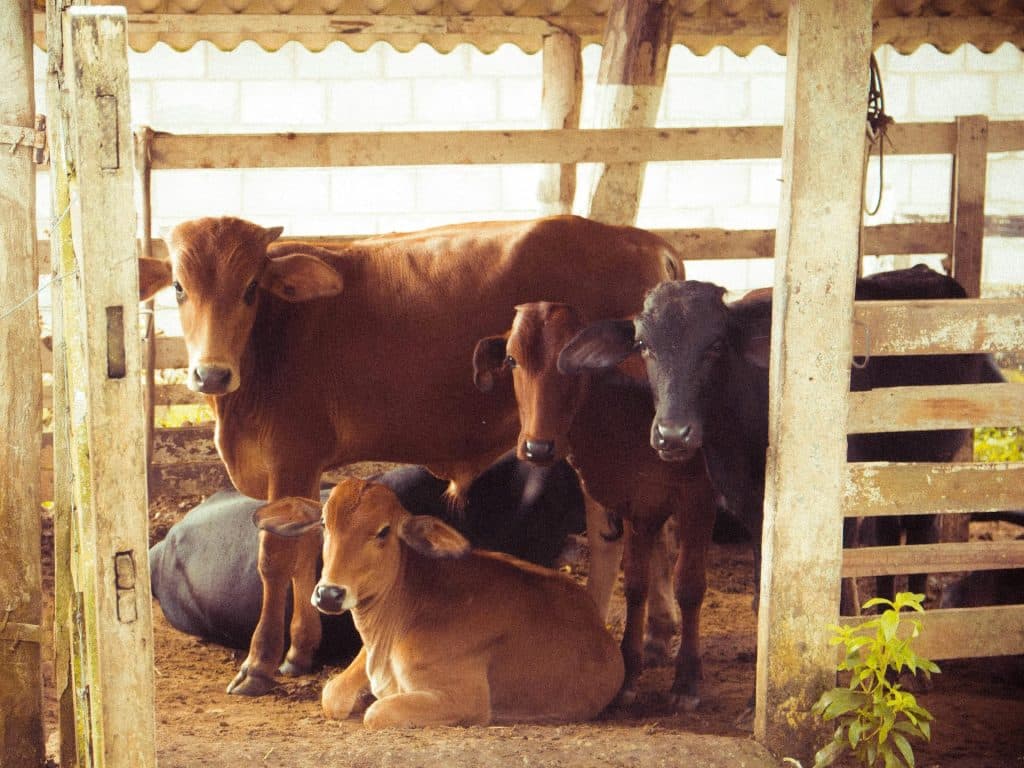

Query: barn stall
2,0,1024,765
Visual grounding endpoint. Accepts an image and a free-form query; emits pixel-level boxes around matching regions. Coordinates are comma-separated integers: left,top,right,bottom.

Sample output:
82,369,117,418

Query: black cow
558,265,1003,610
150,451,585,651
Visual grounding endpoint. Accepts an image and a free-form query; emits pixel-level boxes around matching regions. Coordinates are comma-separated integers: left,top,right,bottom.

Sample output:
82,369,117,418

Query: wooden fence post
755,0,873,760
586,0,677,226
0,0,44,764
60,7,158,766
538,32,582,215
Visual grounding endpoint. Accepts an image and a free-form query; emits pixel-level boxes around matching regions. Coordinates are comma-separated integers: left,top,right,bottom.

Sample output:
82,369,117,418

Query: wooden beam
844,461,1024,517
586,0,679,226
62,8,157,765
0,1,44,764
848,382,1024,433
950,115,988,299
538,32,582,215
842,540,1024,579
142,120,1024,171
755,1,872,758
838,605,1024,661
853,297,1024,355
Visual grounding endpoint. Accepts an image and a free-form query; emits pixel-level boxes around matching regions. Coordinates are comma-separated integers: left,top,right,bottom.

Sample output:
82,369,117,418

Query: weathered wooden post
0,0,44,763
55,7,158,766
538,32,582,215
755,0,873,760
586,0,678,226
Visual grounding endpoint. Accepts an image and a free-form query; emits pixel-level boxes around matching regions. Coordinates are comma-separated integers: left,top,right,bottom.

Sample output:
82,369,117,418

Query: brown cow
254,479,625,728
138,215,676,695
472,302,717,710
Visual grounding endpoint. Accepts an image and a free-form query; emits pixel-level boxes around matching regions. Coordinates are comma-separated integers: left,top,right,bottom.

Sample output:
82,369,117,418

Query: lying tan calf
255,478,624,728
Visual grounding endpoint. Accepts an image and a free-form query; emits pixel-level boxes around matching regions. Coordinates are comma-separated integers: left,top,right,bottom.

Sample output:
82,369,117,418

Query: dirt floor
40,491,1023,768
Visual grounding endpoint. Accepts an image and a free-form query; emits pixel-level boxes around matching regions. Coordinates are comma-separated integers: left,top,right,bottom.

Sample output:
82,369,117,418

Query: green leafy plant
811,592,940,768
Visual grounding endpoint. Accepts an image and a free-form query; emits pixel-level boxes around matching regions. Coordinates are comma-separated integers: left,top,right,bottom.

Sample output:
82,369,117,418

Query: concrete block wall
32,39,1024,292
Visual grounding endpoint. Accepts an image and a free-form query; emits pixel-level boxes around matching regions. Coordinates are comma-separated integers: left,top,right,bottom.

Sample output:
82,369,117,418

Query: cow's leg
644,521,679,666
322,647,372,720
903,513,937,597
583,493,623,622
227,527,299,695
669,480,716,712
618,513,659,706
280,526,325,676
364,683,491,729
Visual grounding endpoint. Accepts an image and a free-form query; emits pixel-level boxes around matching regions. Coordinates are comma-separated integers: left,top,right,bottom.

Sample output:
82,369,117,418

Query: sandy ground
39,494,1024,768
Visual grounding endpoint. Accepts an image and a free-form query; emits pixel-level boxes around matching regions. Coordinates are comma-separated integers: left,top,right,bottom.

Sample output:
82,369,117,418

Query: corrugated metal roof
31,0,1024,55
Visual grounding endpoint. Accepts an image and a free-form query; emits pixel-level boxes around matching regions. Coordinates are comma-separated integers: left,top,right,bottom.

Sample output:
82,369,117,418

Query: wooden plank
0,1,44,764
853,297,1024,355
41,333,188,373
151,425,217,464
586,0,678,226
848,382,1024,433
951,116,989,299
149,125,786,169
754,1,872,758
149,462,231,498
538,32,581,216
844,461,1024,517
842,540,1024,578
63,9,157,766
838,605,1024,661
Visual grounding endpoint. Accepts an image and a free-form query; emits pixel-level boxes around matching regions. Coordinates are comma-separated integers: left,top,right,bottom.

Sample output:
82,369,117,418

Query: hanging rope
863,53,893,217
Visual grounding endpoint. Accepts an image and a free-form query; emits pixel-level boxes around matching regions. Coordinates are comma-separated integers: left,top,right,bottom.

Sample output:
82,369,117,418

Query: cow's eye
375,525,390,541
505,355,517,369
707,341,725,358
243,279,259,306
172,280,185,304
636,339,652,359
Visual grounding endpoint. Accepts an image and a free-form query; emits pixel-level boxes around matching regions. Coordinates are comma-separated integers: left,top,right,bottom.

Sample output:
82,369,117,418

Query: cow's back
269,216,678,477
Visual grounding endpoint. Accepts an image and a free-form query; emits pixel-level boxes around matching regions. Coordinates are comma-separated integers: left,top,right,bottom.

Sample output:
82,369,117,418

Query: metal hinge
0,114,48,164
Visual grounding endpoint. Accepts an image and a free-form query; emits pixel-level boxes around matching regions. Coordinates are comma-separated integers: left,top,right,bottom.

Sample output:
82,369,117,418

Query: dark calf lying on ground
150,451,585,652
473,302,717,710
256,478,624,728
558,265,1003,611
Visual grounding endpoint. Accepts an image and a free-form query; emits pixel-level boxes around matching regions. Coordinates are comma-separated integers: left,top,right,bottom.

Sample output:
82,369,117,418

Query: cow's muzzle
311,583,347,615
651,419,701,462
190,363,235,395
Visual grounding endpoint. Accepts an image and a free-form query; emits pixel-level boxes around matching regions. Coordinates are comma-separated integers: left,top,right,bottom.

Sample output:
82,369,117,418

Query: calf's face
473,303,587,465
558,281,740,463
254,479,471,616
163,217,343,395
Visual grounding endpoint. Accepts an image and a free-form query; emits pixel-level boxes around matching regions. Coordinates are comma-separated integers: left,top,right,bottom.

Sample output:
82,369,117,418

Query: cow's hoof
614,685,639,708
226,666,276,696
279,659,312,677
668,691,700,712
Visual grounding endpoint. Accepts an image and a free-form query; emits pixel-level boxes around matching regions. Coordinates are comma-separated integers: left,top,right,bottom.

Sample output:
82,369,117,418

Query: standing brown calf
472,302,717,710
138,215,677,695
255,479,624,728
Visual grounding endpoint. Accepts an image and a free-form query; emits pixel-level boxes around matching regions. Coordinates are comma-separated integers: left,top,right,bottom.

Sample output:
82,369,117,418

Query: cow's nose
523,439,555,463
311,584,347,615
653,420,693,450
192,364,232,394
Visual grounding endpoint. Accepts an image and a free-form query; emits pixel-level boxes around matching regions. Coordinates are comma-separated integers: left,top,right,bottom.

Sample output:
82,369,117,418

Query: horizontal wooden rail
853,297,1024,356
842,540,1024,579
844,461,1024,518
847,382,1024,433
144,121,1024,171
837,605,1024,661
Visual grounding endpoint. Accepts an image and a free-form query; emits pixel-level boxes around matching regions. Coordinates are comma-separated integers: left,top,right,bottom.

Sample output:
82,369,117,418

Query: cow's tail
659,243,681,281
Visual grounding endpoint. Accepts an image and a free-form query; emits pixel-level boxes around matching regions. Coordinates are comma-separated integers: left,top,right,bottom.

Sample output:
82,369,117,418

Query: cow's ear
740,334,770,368
139,257,172,301
253,497,323,538
262,253,344,302
398,515,471,559
472,335,509,393
263,225,284,245
558,319,636,375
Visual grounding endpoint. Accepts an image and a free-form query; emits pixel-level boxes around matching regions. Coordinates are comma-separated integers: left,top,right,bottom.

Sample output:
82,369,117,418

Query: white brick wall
32,39,1024,291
